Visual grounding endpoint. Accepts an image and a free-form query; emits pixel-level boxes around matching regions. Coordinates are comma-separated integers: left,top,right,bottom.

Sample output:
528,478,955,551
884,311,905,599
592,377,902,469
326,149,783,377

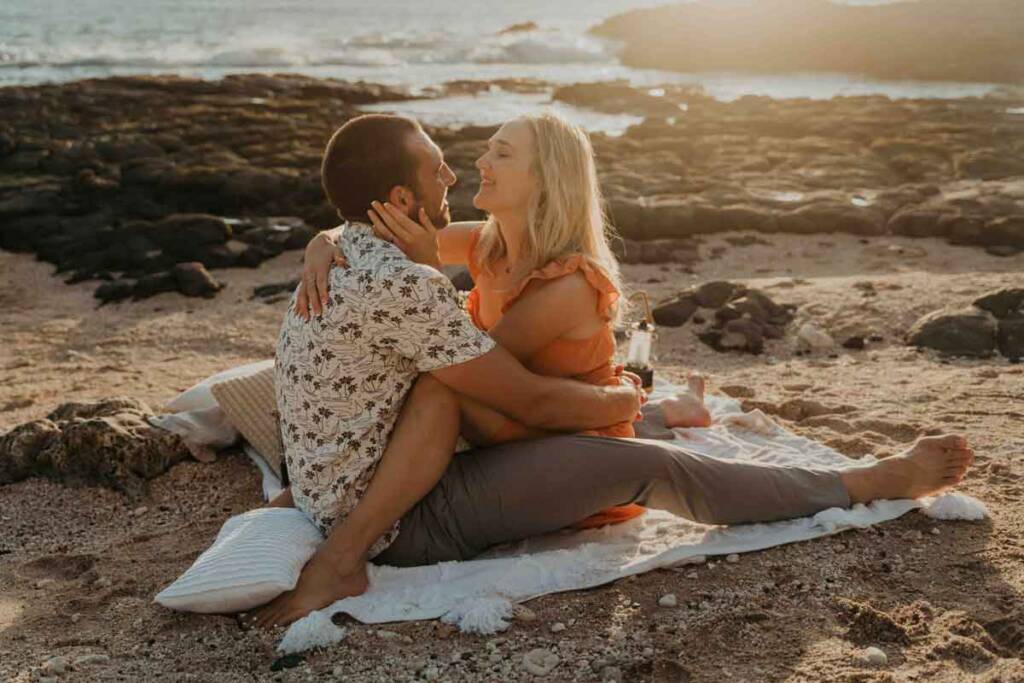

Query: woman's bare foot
660,373,712,429
245,551,369,629
842,434,974,503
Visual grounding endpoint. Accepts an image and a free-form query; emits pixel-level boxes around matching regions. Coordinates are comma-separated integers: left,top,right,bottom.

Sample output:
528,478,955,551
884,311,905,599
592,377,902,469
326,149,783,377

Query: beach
2,0,1024,679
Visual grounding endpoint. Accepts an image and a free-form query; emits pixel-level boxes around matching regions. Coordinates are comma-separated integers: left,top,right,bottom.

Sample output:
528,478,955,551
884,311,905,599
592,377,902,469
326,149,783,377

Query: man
249,115,973,629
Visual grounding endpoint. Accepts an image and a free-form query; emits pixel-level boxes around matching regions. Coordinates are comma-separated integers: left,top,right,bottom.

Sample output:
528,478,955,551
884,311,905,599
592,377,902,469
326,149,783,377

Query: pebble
931,528,940,535
74,654,110,666
42,656,70,675
522,649,560,676
422,665,440,681
726,553,740,563
685,571,699,580
132,506,148,516
601,665,623,682
658,594,678,608
513,605,537,622
70,613,81,624
862,646,888,666
549,622,566,633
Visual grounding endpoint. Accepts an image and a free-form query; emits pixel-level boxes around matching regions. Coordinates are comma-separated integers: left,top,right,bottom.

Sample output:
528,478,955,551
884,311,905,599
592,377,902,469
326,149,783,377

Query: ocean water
1,0,1001,132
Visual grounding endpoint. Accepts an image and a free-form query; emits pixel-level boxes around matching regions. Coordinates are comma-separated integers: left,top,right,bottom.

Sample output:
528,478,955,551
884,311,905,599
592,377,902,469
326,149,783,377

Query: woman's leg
252,374,460,627
376,433,972,567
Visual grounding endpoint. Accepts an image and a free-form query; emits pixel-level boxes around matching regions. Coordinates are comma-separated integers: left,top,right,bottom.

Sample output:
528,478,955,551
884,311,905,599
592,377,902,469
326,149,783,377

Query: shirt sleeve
363,264,495,373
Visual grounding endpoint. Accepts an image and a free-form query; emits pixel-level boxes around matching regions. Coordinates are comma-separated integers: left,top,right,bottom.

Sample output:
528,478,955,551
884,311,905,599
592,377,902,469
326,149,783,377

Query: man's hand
296,231,348,320
615,365,647,421
367,201,442,270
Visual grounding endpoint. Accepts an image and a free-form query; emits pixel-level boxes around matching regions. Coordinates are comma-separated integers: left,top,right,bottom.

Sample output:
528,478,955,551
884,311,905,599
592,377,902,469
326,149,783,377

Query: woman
304,113,711,527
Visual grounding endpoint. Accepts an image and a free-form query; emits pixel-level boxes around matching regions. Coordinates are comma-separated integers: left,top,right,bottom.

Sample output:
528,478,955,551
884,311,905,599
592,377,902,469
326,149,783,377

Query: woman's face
473,119,537,216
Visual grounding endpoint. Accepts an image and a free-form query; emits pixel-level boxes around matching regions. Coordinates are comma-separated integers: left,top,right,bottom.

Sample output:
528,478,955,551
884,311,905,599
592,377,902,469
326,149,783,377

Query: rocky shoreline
1,73,1023,304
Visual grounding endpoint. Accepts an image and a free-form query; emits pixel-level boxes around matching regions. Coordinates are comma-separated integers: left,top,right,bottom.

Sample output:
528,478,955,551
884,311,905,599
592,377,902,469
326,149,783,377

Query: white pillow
155,507,323,614
166,359,274,413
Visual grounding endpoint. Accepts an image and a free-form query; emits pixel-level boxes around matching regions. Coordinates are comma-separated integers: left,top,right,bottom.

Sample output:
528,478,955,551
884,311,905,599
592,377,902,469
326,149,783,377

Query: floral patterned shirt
275,223,495,556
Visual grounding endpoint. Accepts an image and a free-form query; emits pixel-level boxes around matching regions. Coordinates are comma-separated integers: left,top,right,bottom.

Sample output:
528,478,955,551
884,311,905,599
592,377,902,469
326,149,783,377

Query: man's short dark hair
321,114,424,221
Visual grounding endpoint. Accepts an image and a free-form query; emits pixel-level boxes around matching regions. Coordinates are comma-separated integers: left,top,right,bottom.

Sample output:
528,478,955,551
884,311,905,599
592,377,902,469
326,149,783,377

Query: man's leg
376,433,973,567
252,374,460,627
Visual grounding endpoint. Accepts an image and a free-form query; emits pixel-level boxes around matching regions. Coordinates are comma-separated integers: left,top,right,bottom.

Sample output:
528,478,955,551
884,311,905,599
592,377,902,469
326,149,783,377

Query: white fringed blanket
274,379,987,654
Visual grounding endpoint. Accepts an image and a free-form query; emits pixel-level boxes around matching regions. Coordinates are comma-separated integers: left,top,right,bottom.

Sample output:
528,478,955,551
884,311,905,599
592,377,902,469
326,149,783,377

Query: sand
1,229,1022,681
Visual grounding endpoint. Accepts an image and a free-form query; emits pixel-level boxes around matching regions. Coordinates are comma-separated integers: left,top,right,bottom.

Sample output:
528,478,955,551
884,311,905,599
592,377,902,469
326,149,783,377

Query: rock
152,214,231,256
907,307,997,357
997,317,1024,360
172,262,223,298
726,553,740,563
974,288,1024,319
42,656,70,675
512,605,537,622
601,665,623,682
652,296,697,327
981,216,1024,249
862,646,888,666
549,622,566,633
499,21,539,34
658,593,678,608
694,280,742,308
719,318,765,353
74,654,110,666
522,649,560,676
985,244,1022,257
842,335,866,350
94,279,136,304
132,272,177,299
592,0,1024,84
796,322,836,353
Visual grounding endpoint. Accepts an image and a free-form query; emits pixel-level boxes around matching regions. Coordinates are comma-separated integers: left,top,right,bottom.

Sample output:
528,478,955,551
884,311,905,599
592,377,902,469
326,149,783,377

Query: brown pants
373,435,850,567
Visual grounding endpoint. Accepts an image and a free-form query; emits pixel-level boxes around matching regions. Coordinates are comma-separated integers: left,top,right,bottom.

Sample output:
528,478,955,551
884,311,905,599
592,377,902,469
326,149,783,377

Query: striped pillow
210,365,283,474
155,508,322,613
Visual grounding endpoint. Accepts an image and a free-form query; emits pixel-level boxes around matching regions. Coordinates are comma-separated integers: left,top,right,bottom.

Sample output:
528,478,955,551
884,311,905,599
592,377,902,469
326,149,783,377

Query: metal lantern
624,291,656,393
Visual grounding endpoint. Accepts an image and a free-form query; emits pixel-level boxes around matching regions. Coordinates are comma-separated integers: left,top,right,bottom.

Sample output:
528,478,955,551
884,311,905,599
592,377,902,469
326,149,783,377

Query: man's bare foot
660,373,712,429
842,434,974,503
244,551,369,630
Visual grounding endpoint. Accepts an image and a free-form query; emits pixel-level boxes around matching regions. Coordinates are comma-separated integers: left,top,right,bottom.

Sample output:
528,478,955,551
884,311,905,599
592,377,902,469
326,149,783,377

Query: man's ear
387,185,414,210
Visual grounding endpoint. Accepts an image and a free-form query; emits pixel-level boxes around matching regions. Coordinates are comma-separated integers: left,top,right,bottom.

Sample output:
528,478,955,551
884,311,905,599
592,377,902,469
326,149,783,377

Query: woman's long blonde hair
474,113,623,318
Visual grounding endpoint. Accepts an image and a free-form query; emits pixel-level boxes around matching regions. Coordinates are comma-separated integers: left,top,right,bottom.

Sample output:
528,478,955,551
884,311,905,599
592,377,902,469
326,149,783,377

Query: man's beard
408,198,451,229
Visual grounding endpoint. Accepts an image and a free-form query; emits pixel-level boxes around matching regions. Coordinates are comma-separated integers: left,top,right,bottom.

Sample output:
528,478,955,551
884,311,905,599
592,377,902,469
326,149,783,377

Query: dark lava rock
0,397,189,498
253,279,300,300
906,307,997,357
718,318,765,354
694,280,742,309
95,280,136,304
997,317,1024,360
653,296,698,327
173,262,223,298
974,288,1024,319
153,214,232,254
842,335,866,350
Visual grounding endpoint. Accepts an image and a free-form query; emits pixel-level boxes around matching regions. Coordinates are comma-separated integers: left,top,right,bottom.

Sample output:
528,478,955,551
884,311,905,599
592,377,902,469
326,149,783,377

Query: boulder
694,280,742,308
173,262,223,298
653,296,698,327
997,317,1024,360
974,288,1024,319
906,307,997,357
981,216,1024,249
151,214,232,255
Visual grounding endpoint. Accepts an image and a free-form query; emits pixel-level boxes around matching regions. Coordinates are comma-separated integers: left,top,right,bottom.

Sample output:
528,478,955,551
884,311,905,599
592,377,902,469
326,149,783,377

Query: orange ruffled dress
465,228,645,530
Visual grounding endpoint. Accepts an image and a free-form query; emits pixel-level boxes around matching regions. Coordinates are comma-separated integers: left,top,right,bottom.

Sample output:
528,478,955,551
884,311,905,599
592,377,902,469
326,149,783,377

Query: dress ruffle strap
501,255,620,321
